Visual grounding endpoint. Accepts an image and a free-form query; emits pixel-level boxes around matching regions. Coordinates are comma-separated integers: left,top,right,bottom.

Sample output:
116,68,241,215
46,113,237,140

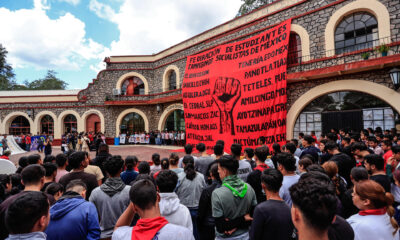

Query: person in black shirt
300,135,320,163
247,146,270,204
325,141,355,186
341,167,369,218
364,154,391,192
250,168,295,240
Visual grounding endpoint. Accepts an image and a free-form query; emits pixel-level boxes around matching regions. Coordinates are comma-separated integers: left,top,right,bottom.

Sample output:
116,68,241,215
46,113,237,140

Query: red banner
182,19,291,152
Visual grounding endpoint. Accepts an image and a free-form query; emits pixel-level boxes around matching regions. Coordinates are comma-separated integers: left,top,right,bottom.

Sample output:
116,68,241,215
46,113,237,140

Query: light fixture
27,108,34,119
156,104,162,113
390,67,400,90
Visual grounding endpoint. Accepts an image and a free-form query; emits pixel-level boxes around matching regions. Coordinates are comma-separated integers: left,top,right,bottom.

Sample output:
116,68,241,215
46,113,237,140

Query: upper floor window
168,70,177,91
335,12,378,55
288,32,302,65
121,77,145,95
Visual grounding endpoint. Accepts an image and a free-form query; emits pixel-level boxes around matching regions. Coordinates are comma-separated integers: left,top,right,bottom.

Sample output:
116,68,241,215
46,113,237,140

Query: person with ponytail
153,158,170,179
175,155,206,240
348,180,399,240
120,156,139,185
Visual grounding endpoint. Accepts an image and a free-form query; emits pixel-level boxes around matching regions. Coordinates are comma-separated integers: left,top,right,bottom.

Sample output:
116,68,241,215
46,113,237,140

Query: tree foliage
0,44,16,90
237,0,274,16
24,70,68,90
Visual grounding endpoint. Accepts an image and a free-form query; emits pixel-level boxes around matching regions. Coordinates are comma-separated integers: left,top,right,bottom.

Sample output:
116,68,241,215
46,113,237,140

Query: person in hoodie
45,179,101,240
112,179,194,240
155,170,193,231
246,146,270,204
89,155,130,239
5,192,50,240
212,155,257,239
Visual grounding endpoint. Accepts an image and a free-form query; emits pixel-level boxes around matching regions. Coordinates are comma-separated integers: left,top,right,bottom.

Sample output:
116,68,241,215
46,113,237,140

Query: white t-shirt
237,160,252,182
279,174,300,207
112,223,194,240
347,213,399,240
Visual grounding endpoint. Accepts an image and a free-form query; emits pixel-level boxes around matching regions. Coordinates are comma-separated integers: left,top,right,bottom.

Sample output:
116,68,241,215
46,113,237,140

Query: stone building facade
1,0,400,144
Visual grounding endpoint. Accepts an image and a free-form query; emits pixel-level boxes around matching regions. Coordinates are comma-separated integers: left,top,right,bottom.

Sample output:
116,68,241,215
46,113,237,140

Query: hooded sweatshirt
159,192,193,231
89,178,131,238
45,192,101,240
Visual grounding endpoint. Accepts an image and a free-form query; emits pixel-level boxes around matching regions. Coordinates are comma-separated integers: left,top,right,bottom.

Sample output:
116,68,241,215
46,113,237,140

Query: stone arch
57,110,82,138
162,65,181,92
33,111,58,136
81,109,105,133
325,0,391,57
116,72,149,94
2,112,34,135
287,80,400,139
115,108,149,136
158,103,184,131
291,24,311,61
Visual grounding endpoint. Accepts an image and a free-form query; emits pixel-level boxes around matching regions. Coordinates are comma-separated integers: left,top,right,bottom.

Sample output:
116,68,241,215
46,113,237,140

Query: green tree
0,44,16,90
237,0,273,16
25,70,68,90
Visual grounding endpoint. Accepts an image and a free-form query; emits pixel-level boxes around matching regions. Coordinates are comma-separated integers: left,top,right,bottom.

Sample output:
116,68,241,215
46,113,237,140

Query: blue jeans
189,207,199,240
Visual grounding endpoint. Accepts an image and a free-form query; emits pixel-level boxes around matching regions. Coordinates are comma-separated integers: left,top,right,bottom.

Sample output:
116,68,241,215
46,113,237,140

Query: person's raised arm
115,202,136,230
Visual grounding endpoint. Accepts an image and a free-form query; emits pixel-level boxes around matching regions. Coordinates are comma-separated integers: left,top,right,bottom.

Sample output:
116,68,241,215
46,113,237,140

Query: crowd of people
0,127,400,240
119,130,186,146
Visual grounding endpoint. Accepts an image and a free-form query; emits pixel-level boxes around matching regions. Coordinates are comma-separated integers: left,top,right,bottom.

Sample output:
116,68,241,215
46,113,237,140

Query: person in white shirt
347,180,399,240
277,152,300,207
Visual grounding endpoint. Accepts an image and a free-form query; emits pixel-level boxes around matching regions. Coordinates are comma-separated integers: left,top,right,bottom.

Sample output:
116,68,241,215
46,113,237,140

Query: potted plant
361,52,370,60
375,44,390,57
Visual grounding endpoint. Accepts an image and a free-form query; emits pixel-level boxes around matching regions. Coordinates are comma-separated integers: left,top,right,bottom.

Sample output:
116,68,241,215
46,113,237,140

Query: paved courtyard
9,145,186,165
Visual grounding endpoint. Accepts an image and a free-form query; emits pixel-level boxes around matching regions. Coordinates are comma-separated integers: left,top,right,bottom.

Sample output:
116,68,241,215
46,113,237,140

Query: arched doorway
9,116,30,135
40,115,54,135
292,90,399,138
86,114,101,133
121,77,145,95
120,113,145,134
64,114,77,133
164,110,185,131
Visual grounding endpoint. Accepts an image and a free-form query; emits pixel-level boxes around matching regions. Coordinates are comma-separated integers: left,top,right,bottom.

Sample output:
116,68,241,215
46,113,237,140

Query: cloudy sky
0,0,243,89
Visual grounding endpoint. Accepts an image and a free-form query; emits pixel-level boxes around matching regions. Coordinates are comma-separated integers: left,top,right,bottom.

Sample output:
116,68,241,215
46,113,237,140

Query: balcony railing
287,34,400,73
105,88,182,103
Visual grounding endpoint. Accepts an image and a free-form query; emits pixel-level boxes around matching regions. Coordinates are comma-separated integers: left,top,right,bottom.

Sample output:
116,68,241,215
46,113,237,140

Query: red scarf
131,216,168,240
0,156,9,160
359,207,387,216
254,163,269,172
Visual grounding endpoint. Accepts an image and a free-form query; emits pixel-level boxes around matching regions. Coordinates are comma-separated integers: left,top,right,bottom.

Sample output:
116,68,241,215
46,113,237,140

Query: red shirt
383,150,393,171
26,136,31,144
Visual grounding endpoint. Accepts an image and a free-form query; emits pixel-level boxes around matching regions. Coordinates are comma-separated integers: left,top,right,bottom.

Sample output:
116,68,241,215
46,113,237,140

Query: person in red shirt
382,140,393,171
26,133,32,151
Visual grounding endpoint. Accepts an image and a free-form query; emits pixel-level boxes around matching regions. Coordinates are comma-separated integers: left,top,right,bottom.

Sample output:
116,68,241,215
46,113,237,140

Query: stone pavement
9,145,186,165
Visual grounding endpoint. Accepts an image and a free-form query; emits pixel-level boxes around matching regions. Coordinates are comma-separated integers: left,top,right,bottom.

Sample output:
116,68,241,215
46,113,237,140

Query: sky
0,0,243,89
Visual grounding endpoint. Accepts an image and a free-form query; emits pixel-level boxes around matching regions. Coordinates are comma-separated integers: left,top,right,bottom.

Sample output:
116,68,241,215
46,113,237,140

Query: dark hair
351,142,368,152
0,174,11,190
291,139,299,147
27,154,41,165
261,168,283,192
43,155,55,163
45,182,64,196
10,174,23,194
368,136,378,143
125,156,138,171
68,151,86,169
214,144,224,156
303,135,315,144
382,140,392,148
152,153,161,166
306,164,326,174
98,143,109,154
184,144,193,154
258,136,266,144
182,155,196,180
43,163,57,177
104,155,124,176
230,143,242,158
65,179,87,192
130,179,157,210
342,137,351,144
350,134,360,142
272,143,281,154
21,164,45,185
216,140,225,148
218,155,239,175
244,148,254,158
209,163,221,183
160,158,169,170
276,152,296,172
18,157,29,168
254,146,268,161
290,177,337,232
196,143,206,152
133,174,153,183
5,191,49,234
138,161,150,174
324,141,338,151
156,170,178,193
392,145,400,154
285,143,296,154
298,158,313,170
326,133,338,142
350,167,369,182
365,154,385,171
55,154,68,168
169,153,179,166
